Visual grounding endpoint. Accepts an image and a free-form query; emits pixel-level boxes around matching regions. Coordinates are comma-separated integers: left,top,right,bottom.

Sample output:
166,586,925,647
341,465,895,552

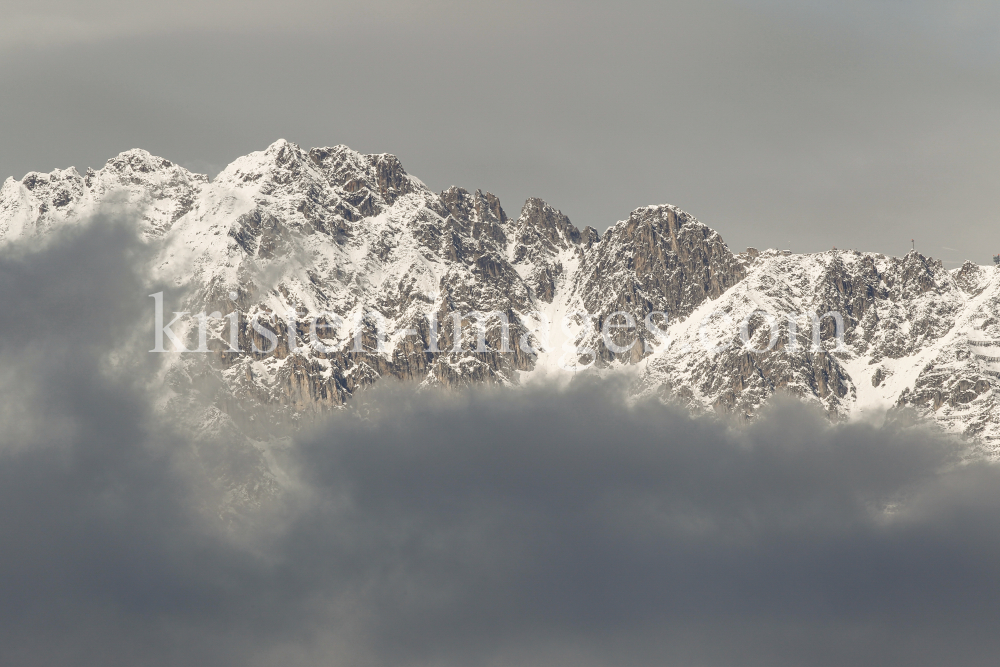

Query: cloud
284,385,997,667
2,220,1000,666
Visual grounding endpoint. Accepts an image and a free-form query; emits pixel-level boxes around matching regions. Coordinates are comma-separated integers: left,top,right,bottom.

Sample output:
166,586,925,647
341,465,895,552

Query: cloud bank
1,218,1000,666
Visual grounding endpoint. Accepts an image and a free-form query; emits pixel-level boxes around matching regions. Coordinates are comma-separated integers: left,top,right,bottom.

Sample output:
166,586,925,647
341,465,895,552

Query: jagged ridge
3,139,999,453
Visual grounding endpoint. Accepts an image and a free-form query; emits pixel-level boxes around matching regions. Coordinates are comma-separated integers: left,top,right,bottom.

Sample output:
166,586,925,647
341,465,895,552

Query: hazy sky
2,1,999,263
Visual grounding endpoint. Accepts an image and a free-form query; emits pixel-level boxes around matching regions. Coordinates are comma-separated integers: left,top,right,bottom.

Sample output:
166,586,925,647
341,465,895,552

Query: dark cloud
286,386,1000,667
3,223,1000,666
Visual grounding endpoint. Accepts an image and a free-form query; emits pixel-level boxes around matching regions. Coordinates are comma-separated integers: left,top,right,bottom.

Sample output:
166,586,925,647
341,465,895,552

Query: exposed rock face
508,197,592,304
4,139,1000,452
573,204,747,364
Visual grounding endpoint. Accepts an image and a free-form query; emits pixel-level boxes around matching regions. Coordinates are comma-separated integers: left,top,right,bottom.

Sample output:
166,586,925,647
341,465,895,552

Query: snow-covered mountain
4,140,999,452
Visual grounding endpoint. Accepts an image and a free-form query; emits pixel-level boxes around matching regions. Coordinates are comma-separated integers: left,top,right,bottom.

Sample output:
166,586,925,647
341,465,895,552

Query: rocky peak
368,153,417,204
94,149,207,201
580,225,600,249
588,205,744,306
510,198,582,264
18,166,82,192
894,249,944,297
0,167,85,239
309,145,421,206
214,139,315,190
103,148,178,177
13,168,84,204
1,148,206,241
569,204,746,364
439,187,507,225
954,260,989,296
491,198,581,304
437,187,508,248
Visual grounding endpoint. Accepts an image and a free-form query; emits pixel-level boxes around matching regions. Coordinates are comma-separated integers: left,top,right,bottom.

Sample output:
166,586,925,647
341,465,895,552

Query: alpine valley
4,139,1000,459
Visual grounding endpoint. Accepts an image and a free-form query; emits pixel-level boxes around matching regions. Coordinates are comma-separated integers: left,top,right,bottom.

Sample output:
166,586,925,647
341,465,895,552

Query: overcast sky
2,1,999,263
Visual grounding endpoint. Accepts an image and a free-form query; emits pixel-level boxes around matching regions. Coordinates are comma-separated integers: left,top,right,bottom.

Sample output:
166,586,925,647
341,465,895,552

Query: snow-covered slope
4,140,999,450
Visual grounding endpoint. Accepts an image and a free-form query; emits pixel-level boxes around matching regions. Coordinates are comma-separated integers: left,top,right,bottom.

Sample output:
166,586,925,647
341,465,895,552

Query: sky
3,213,1000,665
2,0,999,264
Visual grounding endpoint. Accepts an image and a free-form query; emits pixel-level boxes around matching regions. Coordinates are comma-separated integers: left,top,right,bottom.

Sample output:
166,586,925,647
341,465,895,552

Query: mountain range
3,139,998,456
